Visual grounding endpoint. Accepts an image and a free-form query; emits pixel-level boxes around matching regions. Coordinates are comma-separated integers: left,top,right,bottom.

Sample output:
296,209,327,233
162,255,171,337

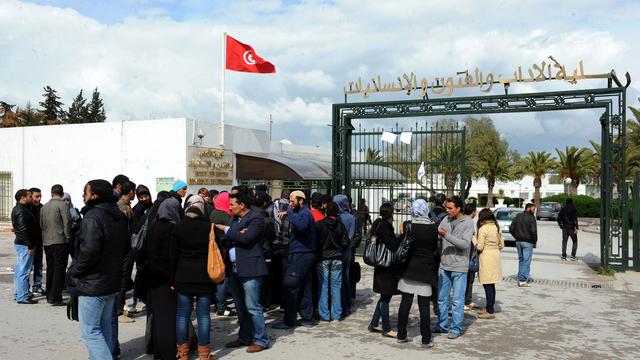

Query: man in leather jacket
509,203,538,287
66,179,128,359
12,189,38,304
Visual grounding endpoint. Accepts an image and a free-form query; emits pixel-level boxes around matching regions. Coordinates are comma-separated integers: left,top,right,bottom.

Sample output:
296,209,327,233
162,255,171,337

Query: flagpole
220,32,226,147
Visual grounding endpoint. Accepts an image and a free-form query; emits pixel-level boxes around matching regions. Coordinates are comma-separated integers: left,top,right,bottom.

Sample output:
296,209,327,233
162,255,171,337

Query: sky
1,0,639,155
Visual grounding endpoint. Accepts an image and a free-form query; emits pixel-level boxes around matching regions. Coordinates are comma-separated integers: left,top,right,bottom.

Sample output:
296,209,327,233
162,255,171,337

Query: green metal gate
633,172,640,271
350,121,465,231
333,87,631,270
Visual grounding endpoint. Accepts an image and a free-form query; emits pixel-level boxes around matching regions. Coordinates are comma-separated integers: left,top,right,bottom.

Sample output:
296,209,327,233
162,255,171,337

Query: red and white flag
226,35,276,73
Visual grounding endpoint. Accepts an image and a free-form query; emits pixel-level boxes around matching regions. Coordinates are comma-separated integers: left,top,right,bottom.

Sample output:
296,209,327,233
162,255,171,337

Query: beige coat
477,222,505,284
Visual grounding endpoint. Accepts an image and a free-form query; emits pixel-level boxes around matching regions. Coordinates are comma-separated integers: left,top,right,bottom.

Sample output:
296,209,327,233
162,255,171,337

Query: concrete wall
0,118,189,203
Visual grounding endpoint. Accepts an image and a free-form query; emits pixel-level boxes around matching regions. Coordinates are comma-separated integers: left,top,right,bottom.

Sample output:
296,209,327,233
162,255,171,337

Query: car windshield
496,210,522,221
539,203,553,209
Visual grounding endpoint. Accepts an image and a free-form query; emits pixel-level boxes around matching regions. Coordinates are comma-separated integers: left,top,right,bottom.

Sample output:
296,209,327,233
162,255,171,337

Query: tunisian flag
226,35,276,73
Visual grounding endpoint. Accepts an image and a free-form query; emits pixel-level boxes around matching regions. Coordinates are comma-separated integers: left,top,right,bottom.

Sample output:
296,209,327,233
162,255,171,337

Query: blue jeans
14,244,33,302
516,241,534,282
32,244,43,291
283,252,315,325
228,272,270,348
176,293,211,345
369,294,393,333
437,267,467,336
317,259,342,320
216,277,230,311
79,294,116,360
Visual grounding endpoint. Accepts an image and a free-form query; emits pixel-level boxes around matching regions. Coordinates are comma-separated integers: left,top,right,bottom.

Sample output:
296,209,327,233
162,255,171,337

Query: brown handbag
207,224,226,284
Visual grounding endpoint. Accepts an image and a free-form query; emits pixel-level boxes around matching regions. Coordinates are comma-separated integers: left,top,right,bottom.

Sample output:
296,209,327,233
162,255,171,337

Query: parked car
536,202,562,221
494,207,524,247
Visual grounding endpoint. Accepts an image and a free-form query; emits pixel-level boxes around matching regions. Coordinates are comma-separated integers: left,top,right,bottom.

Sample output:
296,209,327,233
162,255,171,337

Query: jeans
79,294,116,360
44,244,68,303
216,277,230,311
32,243,43,291
437,267,467,336
369,294,393,333
14,244,33,302
317,259,342,320
341,249,352,316
516,241,534,282
228,272,269,348
283,252,316,325
176,293,211,345
397,292,431,344
483,284,496,313
562,229,578,258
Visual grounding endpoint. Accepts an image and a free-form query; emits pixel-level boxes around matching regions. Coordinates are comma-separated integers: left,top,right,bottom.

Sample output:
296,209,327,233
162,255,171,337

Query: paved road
1,222,639,359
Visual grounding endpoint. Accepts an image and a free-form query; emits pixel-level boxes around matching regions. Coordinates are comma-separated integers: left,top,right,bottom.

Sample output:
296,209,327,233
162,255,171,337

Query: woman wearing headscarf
367,202,401,338
62,192,82,258
475,208,504,320
209,191,234,316
396,199,438,348
171,195,215,360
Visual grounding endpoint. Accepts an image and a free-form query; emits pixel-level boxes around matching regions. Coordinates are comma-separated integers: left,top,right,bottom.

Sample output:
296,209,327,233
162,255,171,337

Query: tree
67,90,88,124
17,102,44,127
523,151,557,207
365,148,383,163
477,141,513,208
555,146,598,195
38,86,65,124
436,142,462,196
0,101,19,127
86,88,106,123
463,116,504,198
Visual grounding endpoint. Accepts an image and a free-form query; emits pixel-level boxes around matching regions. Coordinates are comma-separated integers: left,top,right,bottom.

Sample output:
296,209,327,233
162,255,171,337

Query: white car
493,207,524,247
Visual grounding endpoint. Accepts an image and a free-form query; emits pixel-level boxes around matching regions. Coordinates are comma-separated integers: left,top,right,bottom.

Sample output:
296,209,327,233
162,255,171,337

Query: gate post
633,172,640,271
600,111,610,268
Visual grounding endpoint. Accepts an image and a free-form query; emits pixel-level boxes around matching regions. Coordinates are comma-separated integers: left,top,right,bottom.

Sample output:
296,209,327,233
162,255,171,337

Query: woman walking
396,199,438,348
475,208,504,319
367,202,401,338
172,195,216,360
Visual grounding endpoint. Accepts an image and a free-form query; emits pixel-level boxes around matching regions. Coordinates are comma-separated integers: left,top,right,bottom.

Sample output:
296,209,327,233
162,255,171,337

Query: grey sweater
438,215,474,272
40,197,71,246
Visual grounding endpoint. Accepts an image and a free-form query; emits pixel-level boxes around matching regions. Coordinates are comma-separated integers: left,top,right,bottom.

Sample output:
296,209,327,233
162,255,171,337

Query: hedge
540,194,600,218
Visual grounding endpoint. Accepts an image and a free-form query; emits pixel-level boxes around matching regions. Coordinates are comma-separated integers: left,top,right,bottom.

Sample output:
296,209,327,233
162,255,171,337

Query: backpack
429,206,447,226
272,218,292,256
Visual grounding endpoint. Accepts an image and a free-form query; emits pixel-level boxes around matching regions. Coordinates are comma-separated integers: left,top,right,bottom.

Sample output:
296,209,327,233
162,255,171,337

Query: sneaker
561,256,567,261
217,309,236,317
32,288,45,296
271,321,294,330
432,327,448,334
447,332,460,340
518,281,530,287
422,341,435,348
118,315,135,323
17,299,38,304
299,319,315,328
397,337,409,343
570,256,577,261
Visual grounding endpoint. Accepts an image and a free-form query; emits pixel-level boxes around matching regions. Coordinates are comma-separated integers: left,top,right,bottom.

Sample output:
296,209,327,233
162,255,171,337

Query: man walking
272,190,317,329
29,187,45,295
557,198,579,261
12,189,38,304
435,196,474,339
222,193,270,353
40,184,71,305
66,179,128,359
509,203,538,287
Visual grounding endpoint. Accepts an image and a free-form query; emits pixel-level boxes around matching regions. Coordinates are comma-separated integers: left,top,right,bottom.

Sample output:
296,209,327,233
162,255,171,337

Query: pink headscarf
213,191,232,216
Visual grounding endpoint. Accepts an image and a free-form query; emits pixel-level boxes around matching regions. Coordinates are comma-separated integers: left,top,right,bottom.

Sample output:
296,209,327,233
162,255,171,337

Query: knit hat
172,179,187,192
135,184,151,196
290,190,306,200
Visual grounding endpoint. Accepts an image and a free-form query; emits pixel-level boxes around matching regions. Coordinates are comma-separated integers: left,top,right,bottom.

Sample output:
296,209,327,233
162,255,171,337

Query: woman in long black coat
367,202,401,338
396,199,438,347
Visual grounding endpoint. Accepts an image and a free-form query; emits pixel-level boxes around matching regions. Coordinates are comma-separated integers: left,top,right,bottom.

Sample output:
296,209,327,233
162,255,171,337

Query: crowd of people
11,174,585,358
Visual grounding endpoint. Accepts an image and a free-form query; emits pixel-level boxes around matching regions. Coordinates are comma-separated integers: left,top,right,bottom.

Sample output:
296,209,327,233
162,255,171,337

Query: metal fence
633,172,640,271
0,172,12,221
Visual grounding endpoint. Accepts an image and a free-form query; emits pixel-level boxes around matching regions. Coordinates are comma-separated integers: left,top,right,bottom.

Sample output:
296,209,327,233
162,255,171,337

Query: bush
540,194,601,218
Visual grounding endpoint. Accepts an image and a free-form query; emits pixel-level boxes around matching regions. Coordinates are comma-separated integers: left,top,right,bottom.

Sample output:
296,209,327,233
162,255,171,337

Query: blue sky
3,0,640,154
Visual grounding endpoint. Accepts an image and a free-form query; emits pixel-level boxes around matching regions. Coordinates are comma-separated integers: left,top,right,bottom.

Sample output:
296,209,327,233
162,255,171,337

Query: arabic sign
187,146,234,186
156,177,174,192
344,58,612,98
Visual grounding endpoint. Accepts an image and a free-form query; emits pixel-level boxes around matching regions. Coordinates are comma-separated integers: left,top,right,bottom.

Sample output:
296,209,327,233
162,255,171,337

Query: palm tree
477,149,512,208
365,148,383,163
555,146,598,195
435,143,462,196
523,151,557,207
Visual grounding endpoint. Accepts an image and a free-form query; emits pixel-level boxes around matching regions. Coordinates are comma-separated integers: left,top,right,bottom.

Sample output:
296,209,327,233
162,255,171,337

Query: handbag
363,224,413,268
207,224,226,284
469,252,479,272
393,222,413,265
66,295,79,321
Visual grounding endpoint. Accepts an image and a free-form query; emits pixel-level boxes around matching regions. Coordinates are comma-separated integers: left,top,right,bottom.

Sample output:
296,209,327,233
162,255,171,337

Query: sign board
187,146,234,186
156,177,174,192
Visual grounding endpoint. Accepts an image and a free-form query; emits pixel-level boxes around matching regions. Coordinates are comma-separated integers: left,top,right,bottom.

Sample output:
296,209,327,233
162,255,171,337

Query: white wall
0,118,188,203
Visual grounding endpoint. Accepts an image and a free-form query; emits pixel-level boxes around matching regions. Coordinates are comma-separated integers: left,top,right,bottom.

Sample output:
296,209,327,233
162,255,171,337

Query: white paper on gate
417,161,426,179
400,132,412,144
381,131,397,144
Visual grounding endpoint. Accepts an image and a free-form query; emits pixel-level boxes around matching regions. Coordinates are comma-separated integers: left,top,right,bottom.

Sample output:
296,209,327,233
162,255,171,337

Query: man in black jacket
509,203,538,287
66,180,128,359
558,198,579,261
12,189,38,304
219,192,270,353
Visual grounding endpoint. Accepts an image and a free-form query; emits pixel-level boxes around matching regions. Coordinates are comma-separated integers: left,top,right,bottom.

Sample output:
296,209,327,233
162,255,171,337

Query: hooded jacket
65,201,128,296
438,215,474,273
333,194,355,242
287,205,316,254
316,216,349,260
